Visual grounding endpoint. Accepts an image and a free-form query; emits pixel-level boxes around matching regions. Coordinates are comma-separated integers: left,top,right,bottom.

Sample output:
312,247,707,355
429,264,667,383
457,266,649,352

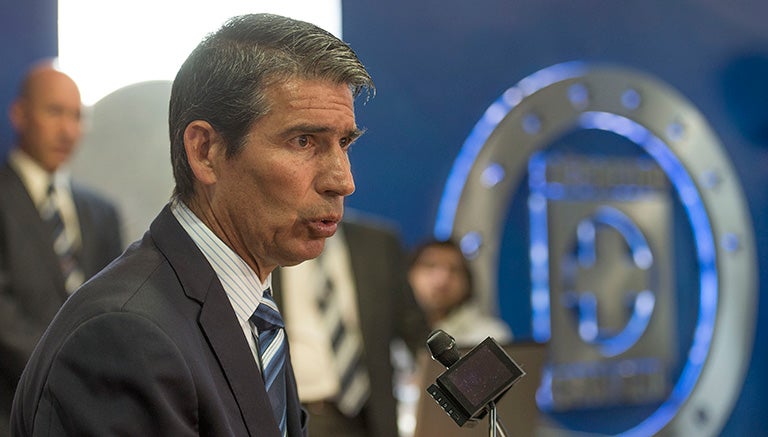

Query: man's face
11,70,83,172
409,246,471,318
210,78,359,272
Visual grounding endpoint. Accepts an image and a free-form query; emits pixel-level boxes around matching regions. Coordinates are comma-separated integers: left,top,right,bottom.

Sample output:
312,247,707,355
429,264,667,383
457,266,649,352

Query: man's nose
321,147,355,197
61,114,82,143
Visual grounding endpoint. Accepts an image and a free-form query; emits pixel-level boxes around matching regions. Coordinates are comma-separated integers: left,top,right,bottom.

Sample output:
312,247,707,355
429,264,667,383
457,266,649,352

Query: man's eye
296,135,309,148
46,106,64,117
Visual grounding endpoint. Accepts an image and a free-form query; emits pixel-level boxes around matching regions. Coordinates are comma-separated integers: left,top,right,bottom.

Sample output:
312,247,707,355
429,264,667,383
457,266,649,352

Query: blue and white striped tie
251,288,288,436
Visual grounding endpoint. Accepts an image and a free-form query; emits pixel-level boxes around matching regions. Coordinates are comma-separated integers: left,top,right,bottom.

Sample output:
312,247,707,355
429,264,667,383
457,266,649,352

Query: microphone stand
488,401,509,437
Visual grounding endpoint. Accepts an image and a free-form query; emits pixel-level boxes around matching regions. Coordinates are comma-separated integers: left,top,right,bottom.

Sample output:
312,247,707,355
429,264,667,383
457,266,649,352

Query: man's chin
282,241,326,266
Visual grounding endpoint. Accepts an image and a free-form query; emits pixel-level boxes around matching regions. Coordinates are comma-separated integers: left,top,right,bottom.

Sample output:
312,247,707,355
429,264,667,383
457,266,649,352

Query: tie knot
40,183,59,220
251,289,284,332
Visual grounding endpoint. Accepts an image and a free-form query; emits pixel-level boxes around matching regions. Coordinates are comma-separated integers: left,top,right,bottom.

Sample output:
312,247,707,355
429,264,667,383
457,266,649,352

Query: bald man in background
0,60,123,434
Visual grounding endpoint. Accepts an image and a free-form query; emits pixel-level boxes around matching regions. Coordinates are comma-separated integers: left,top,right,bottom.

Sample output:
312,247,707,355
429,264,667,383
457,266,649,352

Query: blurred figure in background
395,238,513,437
274,211,430,437
408,238,512,346
0,59,123,434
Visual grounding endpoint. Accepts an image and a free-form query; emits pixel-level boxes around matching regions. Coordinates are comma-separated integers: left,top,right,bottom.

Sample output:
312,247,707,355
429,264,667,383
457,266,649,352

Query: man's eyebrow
349,127,365,141
280,124,365,140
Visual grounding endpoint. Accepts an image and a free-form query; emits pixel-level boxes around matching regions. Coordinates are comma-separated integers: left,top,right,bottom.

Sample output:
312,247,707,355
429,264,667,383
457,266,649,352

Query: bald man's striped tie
40,184,83,293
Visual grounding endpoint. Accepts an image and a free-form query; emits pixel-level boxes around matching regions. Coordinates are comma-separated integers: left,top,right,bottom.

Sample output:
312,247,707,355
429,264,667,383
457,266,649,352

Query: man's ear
8,99,25,131
184,120,223,186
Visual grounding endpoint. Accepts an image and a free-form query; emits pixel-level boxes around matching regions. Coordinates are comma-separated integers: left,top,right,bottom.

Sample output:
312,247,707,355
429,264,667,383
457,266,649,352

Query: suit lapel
150,206,281,437
199,288,280,437
342,223,373,326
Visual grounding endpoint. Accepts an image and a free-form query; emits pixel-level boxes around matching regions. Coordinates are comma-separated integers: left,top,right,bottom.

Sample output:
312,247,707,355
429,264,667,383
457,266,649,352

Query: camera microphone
427,329,461,368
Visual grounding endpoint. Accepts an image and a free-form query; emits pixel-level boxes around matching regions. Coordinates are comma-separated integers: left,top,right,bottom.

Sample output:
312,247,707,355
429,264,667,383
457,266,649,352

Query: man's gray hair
169,13,374,201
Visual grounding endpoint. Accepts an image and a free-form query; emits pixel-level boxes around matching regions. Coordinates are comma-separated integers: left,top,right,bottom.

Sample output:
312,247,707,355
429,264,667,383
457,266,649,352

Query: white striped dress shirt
171,199,270,366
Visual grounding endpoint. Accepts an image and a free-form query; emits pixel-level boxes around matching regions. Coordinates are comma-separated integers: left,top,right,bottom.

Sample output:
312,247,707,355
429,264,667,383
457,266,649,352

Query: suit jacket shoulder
11,206,306,436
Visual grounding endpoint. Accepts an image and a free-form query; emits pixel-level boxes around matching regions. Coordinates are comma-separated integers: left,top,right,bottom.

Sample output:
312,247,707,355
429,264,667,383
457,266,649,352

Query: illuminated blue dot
530,242,549,264
722,233,740,252
579,321,598,341
481,163,506,187
701,170,721,189
577,221,595,241
634,248,654,269
460,232,483,259
485,102,508,125
636,290,655,315
621,88,641,110
532,288,550,309
502,86,524,107
522,113,542,134
528,193,547,211
568,83,589,109
667,121,686,142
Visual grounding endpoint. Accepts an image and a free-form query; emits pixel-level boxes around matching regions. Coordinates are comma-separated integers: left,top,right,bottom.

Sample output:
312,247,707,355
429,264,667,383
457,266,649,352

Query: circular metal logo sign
435,62,757,436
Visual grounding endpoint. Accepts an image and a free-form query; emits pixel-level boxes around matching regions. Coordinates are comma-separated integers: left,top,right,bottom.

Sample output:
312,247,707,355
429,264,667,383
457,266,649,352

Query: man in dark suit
10,13,374,437
274,213,429,437
0,61,123,435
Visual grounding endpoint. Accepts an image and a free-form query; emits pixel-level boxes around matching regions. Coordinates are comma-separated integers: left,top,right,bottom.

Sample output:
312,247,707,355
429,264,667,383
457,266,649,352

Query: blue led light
701,170,721,189
722,233,741,253
666,121,685,142
576,221,596,267
481,163,506,187
577,293,600,340
522,113,542,134
621,88,641,110
460,231,483,260
568,83,590,109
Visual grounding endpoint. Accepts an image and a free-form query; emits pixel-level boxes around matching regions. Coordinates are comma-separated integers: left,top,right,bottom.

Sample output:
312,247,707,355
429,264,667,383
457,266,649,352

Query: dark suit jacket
0,163,123,434
273,214,429,437
11,205,308,436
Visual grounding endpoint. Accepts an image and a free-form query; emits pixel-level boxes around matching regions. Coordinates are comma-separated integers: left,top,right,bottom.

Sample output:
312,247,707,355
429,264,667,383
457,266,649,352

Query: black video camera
427,336,525,426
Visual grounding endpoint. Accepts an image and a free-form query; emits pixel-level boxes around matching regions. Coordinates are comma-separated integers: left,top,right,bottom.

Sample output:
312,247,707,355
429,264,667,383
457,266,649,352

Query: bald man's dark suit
273,215,429,437
0,163,122,435
11,205,307,436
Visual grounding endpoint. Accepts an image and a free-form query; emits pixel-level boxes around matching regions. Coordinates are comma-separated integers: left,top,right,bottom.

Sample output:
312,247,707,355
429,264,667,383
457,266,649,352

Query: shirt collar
8,148,71,207
170,199,271,325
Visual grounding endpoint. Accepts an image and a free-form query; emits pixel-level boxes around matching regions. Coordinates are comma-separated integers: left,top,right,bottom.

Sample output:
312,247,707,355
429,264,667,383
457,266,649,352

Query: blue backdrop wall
2,0,766,435
0,0,57,152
